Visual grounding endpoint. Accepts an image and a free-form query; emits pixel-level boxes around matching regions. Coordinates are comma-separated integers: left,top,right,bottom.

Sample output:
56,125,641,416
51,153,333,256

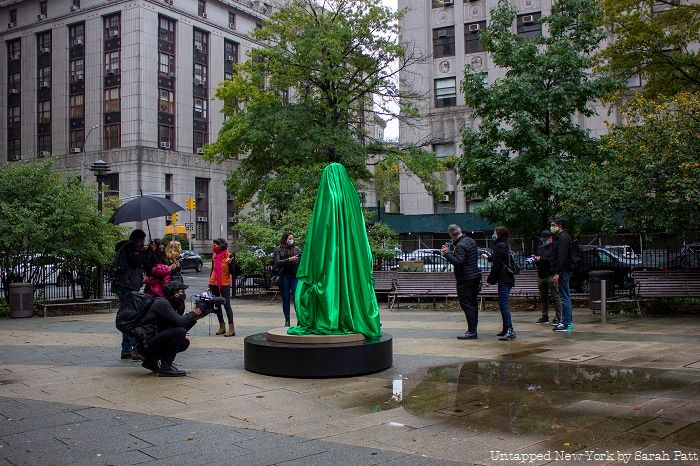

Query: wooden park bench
630,270,700,314
477,270,543,311
373,270,397,300
388,272,456,309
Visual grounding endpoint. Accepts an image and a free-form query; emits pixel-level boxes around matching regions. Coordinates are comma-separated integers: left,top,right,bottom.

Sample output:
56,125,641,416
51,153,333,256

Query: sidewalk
0,302,699,465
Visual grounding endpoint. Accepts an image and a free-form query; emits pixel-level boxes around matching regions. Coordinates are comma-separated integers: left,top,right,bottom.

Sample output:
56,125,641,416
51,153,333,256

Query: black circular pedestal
244,332,393,378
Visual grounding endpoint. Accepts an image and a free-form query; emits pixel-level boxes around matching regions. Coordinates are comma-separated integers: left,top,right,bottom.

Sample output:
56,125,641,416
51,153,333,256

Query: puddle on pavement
360,360,700,449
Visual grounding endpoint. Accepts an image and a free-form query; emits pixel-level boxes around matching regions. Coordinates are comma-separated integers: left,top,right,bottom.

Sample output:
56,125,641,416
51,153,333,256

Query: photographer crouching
132,281,206,377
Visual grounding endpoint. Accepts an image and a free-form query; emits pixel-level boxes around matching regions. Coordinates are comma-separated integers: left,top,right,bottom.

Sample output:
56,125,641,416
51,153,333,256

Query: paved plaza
0,299,699,465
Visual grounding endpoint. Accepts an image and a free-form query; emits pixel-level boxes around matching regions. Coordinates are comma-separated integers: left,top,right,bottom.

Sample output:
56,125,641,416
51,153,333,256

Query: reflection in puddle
373,361,699,450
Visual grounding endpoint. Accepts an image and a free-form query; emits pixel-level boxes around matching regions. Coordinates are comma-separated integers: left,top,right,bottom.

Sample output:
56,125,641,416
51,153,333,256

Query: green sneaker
553,323,574,332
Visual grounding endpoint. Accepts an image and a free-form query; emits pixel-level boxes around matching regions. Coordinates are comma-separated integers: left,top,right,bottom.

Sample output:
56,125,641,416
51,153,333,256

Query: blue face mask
492,233,498,240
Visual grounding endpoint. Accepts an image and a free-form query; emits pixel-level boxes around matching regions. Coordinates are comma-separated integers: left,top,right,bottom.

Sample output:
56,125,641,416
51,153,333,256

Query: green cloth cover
287,163,382,339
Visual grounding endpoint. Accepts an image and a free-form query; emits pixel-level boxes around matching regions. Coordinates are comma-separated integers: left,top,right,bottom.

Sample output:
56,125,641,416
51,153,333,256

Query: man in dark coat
442,224,482,339
534,230,561,324
133,281,204,377
551,217,574,332
111,229,149,360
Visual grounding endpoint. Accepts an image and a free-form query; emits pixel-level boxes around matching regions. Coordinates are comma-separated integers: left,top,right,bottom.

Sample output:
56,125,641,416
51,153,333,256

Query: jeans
114,287,137,353
498,283,513,329
210,284,233,324
538,276,561,319
456,277,481,333
280,274,298,321
143,327,190,365
558,271,572,325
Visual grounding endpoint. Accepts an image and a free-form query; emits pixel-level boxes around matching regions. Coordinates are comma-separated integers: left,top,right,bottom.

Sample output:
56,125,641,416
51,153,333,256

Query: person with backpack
111,229,149,360
131,281,204,377
551,216,574,332
482,226,516,341
533,230,562,325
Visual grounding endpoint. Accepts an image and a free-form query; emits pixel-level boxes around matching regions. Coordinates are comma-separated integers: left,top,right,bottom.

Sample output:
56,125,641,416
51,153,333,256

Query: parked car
179,250,203,272
666,251,700,270
601,245,643,268
571,246,633,292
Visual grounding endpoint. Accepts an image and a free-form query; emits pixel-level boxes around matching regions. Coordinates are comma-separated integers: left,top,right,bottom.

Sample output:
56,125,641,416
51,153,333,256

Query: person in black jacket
442,224,482,340
483,226,516,341
111,229,149,360
533,230,561,324
551,217,574,332
273,232,302,327
133,281,204,377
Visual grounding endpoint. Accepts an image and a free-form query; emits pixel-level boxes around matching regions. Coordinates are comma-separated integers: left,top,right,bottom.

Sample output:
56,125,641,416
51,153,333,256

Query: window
69,23,85,45
159,89,175,113
224,40,238,63
105,50,120,74
193,98,208,119
194,29,208,52
194,63,208,85
627,74,642,88
433,143,455,158
517,13,542,38
8,73,21,91
8,40,21,60
159,52,175,75
40,1,48,16
8,106,20,128
7,138,21,160
9,10,17,24
158,125,174,149
433,27,455,58
69,94,84,118
195,177,210,240
37,134,51,155
37,32,51,51
432,0,452,7
435,78,457,108
104,14,120,39
103,173,119,196
69,128,84,151
159,16,175,42
193,131,208,152
465,21,486,54
70,59,84,82
104,87,120,112
103,124,120,149
73,0,81,8
38,66,51,84
38,100,51,124
228,12,236,29
198,1,206,17
165,174,173,201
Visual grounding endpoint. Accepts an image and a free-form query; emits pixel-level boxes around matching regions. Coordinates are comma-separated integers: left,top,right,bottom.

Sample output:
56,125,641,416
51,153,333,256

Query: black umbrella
109,195,185,238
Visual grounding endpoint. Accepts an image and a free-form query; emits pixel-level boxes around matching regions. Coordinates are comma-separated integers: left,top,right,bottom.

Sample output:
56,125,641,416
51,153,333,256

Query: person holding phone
274,232,302,327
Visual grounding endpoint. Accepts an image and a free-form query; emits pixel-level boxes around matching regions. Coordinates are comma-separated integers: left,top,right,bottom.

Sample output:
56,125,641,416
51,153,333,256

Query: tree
204,0,443,215
458,0,615,236
597,0,700,99
565,92,700,236
0,161,121,298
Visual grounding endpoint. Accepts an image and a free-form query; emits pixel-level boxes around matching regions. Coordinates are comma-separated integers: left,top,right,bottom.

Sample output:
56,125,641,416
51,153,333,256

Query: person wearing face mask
209,238,235,337
132,281,204,377
482,226,516,341
550,217,574,332
533,230,561,325
273,232,302,327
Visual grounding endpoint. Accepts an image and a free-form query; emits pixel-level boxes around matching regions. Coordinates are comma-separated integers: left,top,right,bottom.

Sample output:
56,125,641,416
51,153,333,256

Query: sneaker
457,331,478,340
553,323,574,332
496,329,507,337
498,328,516,341
551,318,561,326
535,316,549,324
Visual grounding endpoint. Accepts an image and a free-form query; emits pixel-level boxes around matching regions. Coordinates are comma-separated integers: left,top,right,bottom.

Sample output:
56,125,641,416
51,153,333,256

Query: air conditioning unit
70,5,79,11
160,142,171,149
39,81,50,88
8,22,16,29
10,51,20,60
437,30,448,38
522,15,535,24
9,88,20,94
169,71,176,78
41,151,51,157
442,194,451,202
227,216,235,222
40,46,51,54
443,0,454,6
196,192,205,198
227,55,235,62
74,74,84,82
107,68,117,75
73,38,83,46
201,13,207,19
194,78,203,86
110,29,119,37
72,147,82,153
196,148,204,154
197,216,208,222
469,23,481,33
164,0,173,4
195,43,203,52
37,14,47,21
229,22,235,30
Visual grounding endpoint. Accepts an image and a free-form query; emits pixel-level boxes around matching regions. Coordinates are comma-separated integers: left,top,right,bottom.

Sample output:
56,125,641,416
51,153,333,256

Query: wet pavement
1,300,699,465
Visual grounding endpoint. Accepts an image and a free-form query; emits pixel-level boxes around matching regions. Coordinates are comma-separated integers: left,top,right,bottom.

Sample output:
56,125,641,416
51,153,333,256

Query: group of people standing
442,217,575,341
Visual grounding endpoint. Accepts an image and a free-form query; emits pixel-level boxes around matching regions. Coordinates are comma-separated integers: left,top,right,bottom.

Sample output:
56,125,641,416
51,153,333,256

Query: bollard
601,279,606,324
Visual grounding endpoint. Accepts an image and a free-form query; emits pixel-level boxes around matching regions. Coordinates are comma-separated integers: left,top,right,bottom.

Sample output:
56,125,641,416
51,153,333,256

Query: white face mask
287,239,294,246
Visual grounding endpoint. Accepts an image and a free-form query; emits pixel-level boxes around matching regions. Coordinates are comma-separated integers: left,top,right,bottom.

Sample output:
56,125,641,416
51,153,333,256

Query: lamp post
80,124,101,181
89,160,111,299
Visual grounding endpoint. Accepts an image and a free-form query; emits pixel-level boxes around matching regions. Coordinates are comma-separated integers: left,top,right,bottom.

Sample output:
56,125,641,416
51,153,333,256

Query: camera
193,291,226,316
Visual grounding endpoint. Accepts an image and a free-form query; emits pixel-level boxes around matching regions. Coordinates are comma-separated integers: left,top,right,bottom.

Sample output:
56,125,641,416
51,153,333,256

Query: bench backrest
372,271,397,293
634,271,700,298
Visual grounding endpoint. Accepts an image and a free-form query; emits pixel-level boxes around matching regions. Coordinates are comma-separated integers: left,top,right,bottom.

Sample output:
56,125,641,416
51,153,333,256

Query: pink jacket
143,263,171,297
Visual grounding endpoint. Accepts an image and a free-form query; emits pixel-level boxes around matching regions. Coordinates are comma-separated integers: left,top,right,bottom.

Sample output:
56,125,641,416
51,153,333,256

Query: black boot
496,328,507,337
142,358,160,373
284,319,291,327
498,328,516,341
159,362,186,377
535,316,549,324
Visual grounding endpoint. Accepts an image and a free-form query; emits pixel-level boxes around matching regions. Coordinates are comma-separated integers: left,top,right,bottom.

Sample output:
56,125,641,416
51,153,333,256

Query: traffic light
171,213,179,224
185,197,196,211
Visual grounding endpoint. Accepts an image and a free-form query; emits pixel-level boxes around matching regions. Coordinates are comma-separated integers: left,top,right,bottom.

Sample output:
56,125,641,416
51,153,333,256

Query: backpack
506,248,521,276
569,238,582,268
115,292,154,336
106,245,127,283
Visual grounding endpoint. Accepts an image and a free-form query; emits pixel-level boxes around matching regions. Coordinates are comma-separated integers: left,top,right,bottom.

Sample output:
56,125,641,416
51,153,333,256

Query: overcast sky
381,0,399,141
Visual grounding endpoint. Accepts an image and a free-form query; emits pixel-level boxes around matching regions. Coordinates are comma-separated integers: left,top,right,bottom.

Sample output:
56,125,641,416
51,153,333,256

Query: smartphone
445,242,453,252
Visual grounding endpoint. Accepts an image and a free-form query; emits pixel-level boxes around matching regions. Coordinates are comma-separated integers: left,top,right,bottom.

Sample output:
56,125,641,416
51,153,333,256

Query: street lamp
80,124,101,181
89,160,111,298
